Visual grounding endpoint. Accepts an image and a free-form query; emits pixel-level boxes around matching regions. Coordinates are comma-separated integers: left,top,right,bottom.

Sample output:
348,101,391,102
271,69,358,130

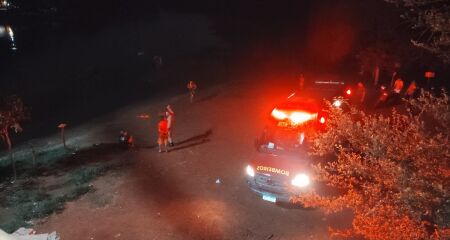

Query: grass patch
0,147,72,183
0,144,130,233
68,165,108,186
1,185,92,233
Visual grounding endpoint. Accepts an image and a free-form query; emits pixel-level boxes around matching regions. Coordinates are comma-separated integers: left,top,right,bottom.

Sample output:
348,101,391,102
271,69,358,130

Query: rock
0,227,60,240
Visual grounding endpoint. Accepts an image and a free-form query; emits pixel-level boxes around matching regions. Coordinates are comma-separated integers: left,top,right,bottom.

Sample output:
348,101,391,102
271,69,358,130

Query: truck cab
246,82,347,204
247,119,316,203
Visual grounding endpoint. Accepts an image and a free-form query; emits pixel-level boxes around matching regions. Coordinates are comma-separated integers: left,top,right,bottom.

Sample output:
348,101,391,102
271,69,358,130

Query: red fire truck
246,90,343,203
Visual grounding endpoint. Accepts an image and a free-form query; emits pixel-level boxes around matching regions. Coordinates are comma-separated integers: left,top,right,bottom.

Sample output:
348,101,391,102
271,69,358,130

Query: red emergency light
290,112,314,124
346,89,352,95
425,71,435,78
271,108,287,120
271,108,315,124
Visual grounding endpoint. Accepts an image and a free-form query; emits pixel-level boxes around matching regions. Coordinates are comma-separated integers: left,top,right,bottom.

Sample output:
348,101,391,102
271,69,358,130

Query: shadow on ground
176,129,212,146
132,129,223,239
169,139,211,152
197,92,220,103
169,129,212,152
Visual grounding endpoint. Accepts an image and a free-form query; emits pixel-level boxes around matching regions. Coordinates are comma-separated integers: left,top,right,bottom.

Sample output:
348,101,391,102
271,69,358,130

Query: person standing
157,115,169,153
405,80,417,99
187,80,197,103
388,77,404,106
166,104,175,147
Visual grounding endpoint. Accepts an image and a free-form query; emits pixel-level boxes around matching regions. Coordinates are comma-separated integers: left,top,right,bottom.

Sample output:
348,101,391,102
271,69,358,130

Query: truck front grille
253,172,290,194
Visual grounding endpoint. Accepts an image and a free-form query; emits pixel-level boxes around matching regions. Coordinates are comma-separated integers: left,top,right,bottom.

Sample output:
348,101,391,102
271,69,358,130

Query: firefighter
187,80,197,103
166,104,175,146
157,115,169,153
405,80,417,99
393,77,404,93
388,77,404,105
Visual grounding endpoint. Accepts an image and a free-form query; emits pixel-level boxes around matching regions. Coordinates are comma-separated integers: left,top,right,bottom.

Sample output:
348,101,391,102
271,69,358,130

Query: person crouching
119,130,134,149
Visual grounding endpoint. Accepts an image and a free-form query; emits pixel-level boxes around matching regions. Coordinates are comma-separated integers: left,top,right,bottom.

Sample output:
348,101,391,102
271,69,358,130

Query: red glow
290,112,314,124
306,2,355,66
425,71,435,78
346,89,352,95
272,108,316,125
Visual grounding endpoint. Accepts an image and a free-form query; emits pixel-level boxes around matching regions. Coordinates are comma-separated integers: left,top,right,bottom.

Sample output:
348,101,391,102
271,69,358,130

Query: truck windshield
256,126,309,156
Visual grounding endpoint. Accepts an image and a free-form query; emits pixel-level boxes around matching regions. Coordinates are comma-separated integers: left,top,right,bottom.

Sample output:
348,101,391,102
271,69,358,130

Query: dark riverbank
1,0,448,147
0,7,231,145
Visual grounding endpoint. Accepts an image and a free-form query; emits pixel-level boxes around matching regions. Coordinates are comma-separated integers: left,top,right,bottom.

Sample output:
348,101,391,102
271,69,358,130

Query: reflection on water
1,0,18,52
0,25,17,50
0,0,11,10
6,26,16,50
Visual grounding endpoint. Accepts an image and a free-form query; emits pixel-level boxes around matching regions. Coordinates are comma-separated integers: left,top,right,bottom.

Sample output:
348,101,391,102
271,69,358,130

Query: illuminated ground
32,74,352,240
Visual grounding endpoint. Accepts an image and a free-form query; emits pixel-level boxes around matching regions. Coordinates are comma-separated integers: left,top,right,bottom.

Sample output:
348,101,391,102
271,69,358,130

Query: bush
293,90,450,239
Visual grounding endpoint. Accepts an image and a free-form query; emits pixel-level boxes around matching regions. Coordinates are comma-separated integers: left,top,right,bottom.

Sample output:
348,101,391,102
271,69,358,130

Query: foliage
356,47,399,74
293,90,450,239
0,185,91,233
0,95,29,181
0,95,28,147
384,0,450,63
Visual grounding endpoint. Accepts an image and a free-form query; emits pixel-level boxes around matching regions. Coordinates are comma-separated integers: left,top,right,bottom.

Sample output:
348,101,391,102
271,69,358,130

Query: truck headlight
271,108,287,120
291,173,310,187
246,165,255,177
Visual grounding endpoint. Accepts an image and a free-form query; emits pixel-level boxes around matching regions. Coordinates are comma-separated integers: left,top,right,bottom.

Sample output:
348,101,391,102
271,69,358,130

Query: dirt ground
32,75,353,240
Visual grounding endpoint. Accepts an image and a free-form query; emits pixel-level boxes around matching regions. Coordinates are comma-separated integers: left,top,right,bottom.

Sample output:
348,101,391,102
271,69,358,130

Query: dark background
0,0,448,144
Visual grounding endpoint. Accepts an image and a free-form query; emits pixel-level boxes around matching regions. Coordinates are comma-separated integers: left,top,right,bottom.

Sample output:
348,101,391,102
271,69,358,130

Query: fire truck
246,83,347,203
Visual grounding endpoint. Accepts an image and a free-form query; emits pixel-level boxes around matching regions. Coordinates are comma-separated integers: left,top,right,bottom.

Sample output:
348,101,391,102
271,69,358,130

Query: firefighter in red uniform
405,80,417,99
388,77,404,105
157,115,169,153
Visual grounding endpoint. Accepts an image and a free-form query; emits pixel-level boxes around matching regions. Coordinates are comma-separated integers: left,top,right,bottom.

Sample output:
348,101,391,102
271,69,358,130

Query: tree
356,47,400,86
384,0,450,63
0,95,28,182
293,91,450,239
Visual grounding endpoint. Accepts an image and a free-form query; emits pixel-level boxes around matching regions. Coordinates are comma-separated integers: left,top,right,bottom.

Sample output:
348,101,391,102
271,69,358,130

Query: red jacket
158,119,168,134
